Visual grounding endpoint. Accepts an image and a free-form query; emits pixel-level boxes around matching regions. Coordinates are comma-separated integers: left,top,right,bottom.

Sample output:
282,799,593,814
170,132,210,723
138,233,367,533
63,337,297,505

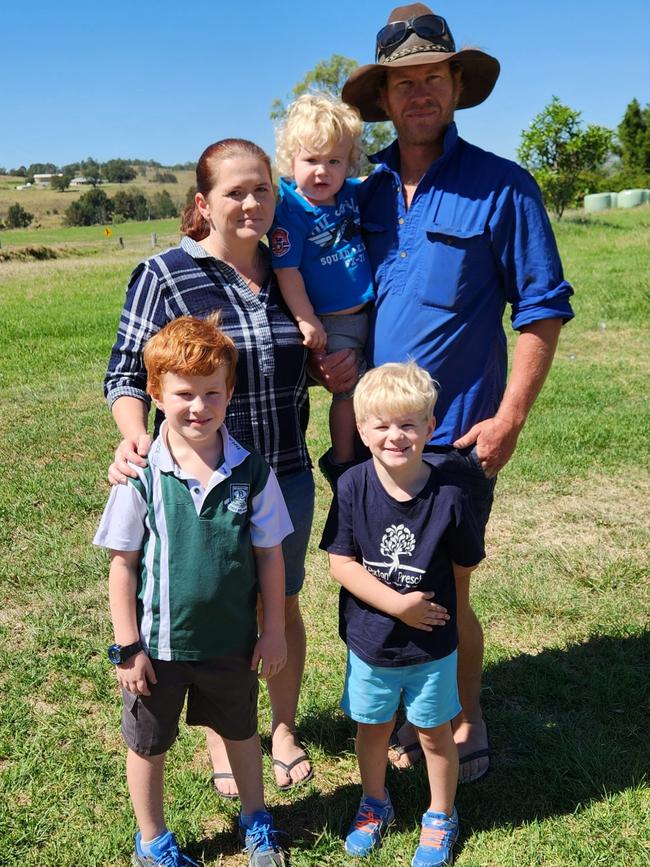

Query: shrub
64,188,113,226
6,203,34,228
152,170,177,184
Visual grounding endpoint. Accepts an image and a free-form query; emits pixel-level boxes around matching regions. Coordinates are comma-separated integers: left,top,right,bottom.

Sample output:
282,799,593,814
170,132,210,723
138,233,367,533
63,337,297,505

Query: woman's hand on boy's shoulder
115,650,157,695
394,591,449,631
108,435,152,486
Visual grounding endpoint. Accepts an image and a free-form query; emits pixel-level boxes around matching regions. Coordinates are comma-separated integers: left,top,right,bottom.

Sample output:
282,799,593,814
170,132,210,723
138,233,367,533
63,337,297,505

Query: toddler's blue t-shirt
270,177,374,315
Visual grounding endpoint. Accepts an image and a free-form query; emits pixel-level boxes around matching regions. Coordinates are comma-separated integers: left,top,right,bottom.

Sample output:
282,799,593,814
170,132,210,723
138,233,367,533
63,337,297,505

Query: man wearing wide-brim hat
339,0,574,828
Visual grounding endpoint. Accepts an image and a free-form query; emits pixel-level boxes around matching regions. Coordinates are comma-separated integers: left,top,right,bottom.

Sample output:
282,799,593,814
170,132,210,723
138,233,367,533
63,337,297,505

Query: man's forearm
496,317,562,431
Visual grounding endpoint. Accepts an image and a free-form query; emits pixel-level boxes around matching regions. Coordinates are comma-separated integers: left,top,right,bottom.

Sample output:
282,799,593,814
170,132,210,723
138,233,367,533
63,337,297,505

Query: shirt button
193,487,200,494
400,251,407,259
398,217,405,225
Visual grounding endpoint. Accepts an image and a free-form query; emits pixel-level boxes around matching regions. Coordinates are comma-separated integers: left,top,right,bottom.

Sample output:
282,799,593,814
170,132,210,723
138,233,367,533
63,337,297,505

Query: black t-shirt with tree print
320,460,485,667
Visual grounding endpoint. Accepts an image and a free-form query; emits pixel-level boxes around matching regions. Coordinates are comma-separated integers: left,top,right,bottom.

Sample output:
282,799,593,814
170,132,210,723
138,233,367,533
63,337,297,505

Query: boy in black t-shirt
320,362,484,867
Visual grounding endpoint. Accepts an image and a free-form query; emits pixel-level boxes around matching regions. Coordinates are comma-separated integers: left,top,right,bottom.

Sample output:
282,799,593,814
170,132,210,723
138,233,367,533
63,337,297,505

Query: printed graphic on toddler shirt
310,216,362,250
270,228,291,258
225,484,249,514
362,524,425,588
307,199,367,270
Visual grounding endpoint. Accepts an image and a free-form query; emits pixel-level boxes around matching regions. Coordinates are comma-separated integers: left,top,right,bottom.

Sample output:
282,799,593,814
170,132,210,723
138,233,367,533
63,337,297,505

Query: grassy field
0,218,182,253
0,208,648,866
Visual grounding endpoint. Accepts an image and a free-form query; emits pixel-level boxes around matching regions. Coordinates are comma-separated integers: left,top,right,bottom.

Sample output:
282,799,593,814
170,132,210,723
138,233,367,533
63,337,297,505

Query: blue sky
3,0,649,169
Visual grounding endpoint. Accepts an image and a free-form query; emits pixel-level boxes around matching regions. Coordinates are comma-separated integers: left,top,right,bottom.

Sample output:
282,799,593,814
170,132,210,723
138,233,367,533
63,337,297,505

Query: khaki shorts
121,651,258,756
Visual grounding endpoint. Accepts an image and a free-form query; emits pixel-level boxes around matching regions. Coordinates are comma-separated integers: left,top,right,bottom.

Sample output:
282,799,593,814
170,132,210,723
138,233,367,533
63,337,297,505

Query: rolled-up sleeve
104,261,170,408
490,170,575,331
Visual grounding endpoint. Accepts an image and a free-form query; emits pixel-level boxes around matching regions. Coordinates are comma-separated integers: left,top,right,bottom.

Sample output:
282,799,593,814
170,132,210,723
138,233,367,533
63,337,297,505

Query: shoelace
245,823,283,853
420,825,451,848
353,807,384,834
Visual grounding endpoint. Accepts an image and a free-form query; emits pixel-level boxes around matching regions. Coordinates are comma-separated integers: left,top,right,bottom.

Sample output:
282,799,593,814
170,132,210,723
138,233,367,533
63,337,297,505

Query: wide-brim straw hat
342,3,500,121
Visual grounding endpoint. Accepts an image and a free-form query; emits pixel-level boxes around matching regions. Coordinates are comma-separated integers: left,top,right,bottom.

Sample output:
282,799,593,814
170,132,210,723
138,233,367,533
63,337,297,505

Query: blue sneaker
411,808,459,867
132,830,199,866
344,793,395,856
238,810,285,867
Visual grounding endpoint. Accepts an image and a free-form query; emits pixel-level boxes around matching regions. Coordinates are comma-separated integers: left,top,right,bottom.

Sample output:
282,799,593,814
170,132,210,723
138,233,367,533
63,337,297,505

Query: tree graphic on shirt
380,524,416,577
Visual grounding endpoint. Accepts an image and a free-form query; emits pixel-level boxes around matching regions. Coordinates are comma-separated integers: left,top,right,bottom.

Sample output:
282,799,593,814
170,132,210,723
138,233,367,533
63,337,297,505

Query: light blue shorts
278,470,315,596
341,649,461,729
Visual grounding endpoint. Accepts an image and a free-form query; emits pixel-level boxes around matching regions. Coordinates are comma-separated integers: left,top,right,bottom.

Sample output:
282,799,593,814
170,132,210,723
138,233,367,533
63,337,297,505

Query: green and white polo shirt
94,424,293,661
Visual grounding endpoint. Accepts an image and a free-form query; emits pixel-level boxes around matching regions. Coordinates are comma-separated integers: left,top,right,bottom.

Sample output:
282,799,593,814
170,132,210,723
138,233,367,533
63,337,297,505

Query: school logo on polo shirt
225,484,249,514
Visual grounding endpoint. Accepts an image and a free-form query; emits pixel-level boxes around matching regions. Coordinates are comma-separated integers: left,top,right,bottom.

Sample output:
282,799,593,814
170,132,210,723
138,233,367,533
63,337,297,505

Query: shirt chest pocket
416,223,490,311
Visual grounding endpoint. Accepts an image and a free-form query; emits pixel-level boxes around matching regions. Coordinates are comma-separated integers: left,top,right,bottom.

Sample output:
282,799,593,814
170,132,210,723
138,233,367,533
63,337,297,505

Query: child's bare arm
275,267,327,350
252,544,287,679
452,562,478,584
108,550,157,695
329,553,449,631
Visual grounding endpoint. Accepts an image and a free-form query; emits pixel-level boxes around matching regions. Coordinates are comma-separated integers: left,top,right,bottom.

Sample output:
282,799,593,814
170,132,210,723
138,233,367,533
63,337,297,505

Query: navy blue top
358,123,575,446
320,460,485,667
270,177,375,314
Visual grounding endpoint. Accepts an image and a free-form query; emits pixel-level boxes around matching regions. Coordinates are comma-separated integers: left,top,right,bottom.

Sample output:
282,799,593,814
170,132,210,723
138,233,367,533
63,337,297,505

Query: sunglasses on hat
375,13,451,62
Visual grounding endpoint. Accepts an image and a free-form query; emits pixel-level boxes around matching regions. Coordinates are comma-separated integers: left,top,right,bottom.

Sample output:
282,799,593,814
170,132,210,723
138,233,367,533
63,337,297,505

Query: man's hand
251,630,287,679
453,416,519,478
308,348,358,395
108,435,152,485
454,318,563,477
394,591,449,631
115,650,157,695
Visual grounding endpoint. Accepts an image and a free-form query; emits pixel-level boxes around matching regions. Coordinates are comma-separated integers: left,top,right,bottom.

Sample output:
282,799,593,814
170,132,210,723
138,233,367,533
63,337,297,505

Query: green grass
0,217,182,250
0,208,649,865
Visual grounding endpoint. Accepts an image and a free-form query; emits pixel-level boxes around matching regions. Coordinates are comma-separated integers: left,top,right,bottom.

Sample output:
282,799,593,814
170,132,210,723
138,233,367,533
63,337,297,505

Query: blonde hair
353,362,439,424
275,93,364,178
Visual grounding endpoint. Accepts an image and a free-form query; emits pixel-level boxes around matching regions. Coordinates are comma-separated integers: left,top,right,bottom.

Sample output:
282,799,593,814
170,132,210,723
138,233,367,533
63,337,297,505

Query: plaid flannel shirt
104,236,310,478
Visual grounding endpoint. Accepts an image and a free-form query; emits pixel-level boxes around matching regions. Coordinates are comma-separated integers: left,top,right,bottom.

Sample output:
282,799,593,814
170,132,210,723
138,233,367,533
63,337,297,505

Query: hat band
385,42,452,63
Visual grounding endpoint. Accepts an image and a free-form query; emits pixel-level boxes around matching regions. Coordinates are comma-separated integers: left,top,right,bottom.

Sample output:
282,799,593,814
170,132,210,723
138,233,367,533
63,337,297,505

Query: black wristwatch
107,640,143,665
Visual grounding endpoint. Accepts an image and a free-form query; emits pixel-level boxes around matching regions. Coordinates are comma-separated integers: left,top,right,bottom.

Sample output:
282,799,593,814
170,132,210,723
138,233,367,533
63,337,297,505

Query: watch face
107,644,122,664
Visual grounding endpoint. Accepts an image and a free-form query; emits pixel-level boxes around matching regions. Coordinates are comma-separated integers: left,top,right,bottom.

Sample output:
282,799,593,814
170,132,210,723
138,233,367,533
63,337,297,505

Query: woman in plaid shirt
105,138,355,795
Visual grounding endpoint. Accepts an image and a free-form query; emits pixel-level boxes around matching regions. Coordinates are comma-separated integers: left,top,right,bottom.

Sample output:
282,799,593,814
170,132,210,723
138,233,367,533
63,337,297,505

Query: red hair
144,314,238,399
180,139,273,241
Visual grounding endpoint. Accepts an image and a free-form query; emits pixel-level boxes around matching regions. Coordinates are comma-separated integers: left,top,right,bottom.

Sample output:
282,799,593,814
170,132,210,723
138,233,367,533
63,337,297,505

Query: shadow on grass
458,631,649,830
240,630,650,860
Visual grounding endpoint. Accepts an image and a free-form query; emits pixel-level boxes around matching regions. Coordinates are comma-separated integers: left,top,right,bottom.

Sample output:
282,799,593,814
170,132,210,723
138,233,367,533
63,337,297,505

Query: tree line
0,188,180,230
0,158,190,189
64,188,179,226
3,55,649,225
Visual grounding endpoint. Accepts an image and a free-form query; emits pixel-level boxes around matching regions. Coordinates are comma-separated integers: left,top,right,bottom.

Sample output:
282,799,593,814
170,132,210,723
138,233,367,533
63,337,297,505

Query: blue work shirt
357,123,574,446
